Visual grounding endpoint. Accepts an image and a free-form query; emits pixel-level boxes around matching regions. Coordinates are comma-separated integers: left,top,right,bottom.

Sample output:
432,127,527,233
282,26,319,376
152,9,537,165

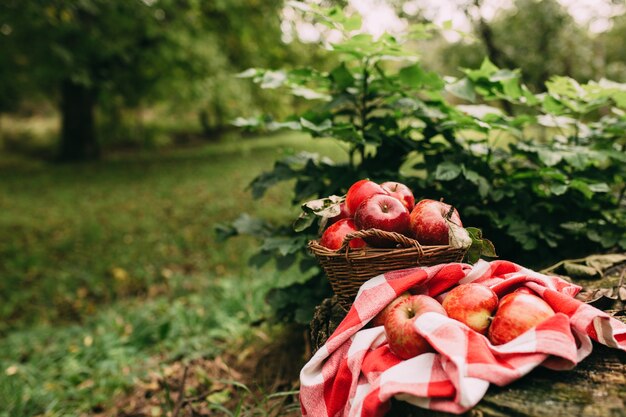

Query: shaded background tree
0,0,321,161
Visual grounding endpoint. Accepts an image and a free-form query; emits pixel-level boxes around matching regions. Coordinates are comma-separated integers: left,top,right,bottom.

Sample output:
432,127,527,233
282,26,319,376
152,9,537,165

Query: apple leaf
464,227,498,264
563,262,600,279
481,238,497,258
586,254,626,273
294,195,345,232
582,288,618,310
447,220,472,249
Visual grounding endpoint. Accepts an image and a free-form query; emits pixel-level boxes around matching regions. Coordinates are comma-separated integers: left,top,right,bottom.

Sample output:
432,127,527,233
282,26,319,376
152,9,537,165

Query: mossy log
310,296,626,417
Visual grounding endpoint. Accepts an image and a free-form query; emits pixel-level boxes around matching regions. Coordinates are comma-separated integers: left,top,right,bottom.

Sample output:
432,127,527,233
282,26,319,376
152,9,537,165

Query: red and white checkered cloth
299,260,626,417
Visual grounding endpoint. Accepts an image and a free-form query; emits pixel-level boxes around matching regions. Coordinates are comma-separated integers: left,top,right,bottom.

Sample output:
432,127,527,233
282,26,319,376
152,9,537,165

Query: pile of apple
319,179,463,250
375,284,556,359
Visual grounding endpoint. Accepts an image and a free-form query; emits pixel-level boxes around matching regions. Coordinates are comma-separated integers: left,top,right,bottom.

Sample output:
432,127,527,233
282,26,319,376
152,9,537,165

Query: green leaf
456,104,502,118
236,68,259,78
480,238,497,258
489,69,518,82
546,76,584,99
249,161,296,199
293,212,316,233
464,227,497,263
464,58,499,81
261,236,306,256
300,118,332,133
541,95,566,114
249,251,273,268
479,58,499,76
231,116,263,128
588,183,610,193
291,87,331,101
569,179,594,199
232,214,272,237
465,227,483,239
435,162,462,181
399,64,425,86
563,152,589,170
463,169,490,198
446,78,476,102
343,14,362,31
330,63,355,90
260,70,287,89
215,214,272,241
538,149,563,166
501,78,522,100
549,183,568,195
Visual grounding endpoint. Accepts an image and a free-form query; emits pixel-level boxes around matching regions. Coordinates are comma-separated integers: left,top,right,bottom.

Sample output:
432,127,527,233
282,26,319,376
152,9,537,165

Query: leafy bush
221,5,626,324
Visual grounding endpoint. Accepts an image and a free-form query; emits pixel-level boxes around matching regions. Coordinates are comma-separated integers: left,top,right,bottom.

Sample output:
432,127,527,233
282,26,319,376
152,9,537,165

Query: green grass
0,131,347,416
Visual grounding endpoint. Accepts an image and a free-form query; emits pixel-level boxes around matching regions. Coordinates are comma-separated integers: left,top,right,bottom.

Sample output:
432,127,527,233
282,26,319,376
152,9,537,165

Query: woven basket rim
308,228,465,256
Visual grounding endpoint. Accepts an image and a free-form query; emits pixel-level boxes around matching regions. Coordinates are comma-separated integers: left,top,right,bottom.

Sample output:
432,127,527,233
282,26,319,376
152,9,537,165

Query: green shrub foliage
220,5,626,324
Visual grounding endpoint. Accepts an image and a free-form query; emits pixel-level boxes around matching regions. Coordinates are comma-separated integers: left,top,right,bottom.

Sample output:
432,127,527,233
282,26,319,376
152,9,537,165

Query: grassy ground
0,132,347,416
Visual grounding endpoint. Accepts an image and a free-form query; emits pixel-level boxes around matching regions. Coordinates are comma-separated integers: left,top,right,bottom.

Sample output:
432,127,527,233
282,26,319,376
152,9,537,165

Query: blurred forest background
1,1,625,416
1,0,625,160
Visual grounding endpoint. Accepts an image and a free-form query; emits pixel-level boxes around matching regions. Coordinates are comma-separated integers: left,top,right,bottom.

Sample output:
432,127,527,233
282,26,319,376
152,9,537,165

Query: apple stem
445,205,455,221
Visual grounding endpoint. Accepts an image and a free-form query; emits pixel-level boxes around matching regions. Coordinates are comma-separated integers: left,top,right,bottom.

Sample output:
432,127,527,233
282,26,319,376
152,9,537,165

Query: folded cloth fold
299,260,626,417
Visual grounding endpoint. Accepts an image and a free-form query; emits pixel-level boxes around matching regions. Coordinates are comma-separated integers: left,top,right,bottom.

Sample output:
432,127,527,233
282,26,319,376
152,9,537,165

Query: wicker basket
309,229,467,310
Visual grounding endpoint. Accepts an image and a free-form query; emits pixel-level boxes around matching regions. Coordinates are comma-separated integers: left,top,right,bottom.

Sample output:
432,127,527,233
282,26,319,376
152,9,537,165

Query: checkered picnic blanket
299,260,626,417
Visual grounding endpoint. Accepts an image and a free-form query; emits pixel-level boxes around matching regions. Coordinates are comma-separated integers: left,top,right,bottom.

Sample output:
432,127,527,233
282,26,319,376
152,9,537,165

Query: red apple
409,199,463,246
384,295,448,359
513,286,537,296
381,181,415,211
488,292,555,345
319,218,365,250
327,202,351,226
371,292,410,327
354,194,410,247
345,179,387,216
442,283,498,334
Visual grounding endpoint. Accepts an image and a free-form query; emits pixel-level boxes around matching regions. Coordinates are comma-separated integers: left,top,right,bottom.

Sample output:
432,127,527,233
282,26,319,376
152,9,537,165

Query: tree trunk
58,79,99,161
463,0,514,114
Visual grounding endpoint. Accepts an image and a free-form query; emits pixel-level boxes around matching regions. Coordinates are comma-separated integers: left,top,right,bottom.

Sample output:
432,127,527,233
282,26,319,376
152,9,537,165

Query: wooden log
309,297,626,417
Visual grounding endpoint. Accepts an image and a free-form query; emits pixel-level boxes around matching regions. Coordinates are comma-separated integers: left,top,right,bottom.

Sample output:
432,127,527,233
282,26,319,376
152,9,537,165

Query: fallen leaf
563,262,600,279
586,254,626,274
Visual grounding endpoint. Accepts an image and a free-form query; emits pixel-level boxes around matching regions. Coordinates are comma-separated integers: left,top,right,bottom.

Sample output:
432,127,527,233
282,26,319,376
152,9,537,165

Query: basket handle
340,228,424,255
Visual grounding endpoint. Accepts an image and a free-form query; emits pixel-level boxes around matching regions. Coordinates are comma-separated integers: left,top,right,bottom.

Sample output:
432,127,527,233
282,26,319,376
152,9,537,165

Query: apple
409,199,463,246
488,292,555,345
442,283,498,334
384,295,448,359
319,218,365,250
354,194,410,247
513,286,537,296
371,292,410,327
345,179,387,216
381,181,415,211
326,202,351,226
